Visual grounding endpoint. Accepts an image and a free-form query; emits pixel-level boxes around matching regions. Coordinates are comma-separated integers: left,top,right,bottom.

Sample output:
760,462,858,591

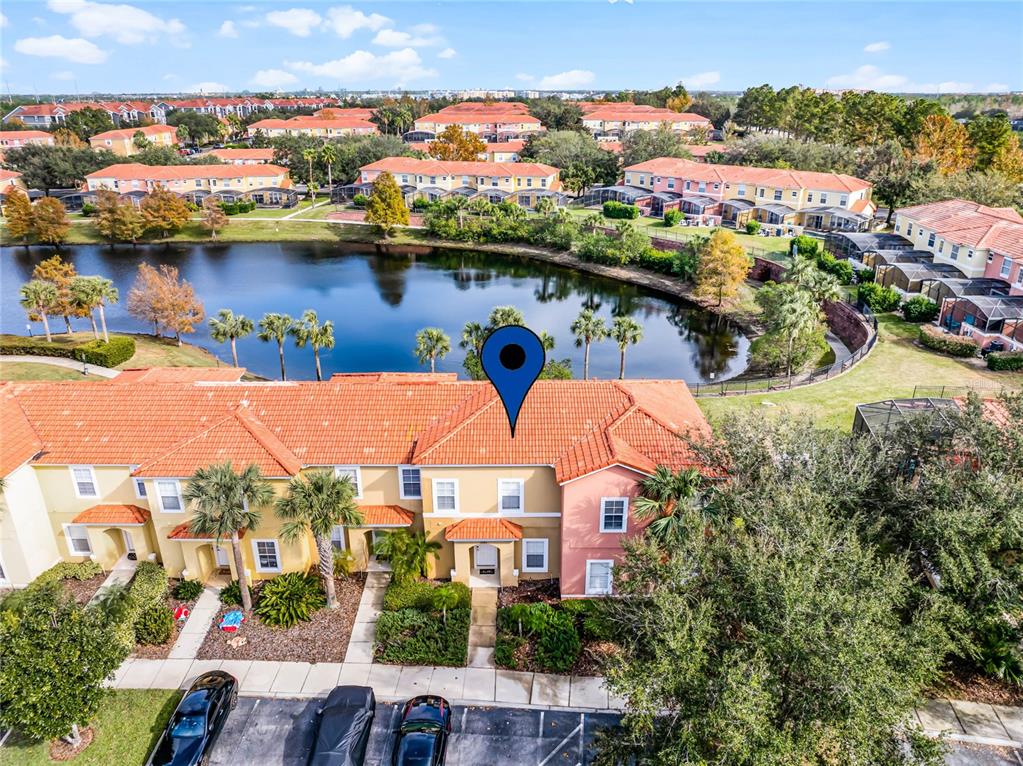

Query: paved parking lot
208,696,1020,766
210,697,618,766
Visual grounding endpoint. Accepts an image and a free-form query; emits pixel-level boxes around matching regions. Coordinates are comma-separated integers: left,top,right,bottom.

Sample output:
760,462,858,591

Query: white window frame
334,466,363,498
252,539,282,573
134,478,148,499
63,523,93,555
70,465,99,499
599,497,629,533
498,478,525,514
156,479,184,513
330,525,347,551
521,538,549,573
398,466,422,499
432,478,459,514
585,560,614,595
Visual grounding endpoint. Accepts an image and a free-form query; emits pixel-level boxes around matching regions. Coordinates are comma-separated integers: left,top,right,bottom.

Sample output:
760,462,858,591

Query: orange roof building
246,117,377,139
84,163,291,198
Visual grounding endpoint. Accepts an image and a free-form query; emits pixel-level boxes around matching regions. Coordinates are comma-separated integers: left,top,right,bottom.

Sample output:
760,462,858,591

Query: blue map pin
481,325,546,438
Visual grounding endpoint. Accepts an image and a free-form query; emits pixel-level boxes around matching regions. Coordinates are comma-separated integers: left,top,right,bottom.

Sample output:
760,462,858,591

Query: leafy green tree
488,305,525,328
527,98,584,131
365,171,410,236
275,471,363,609
167,110,223,144
785,255,841,305
64,107,115,140
132,130,150,150
570,308,608,380
414,327,451,373
371,102,415,135
633,466,709,547
319,143,338,190
609,316,643,379
70,276,103,339
19,279,57,342
373,530,442,584
756,281,825,376
31,197,70,246
459,320,488,358
518,130,619,188
0,583,127,747
2,145,118,191
291,309,335,381
184,462,273,613
208,308,254,368
3,187,34,246
622,126,693,167
258,312,296,381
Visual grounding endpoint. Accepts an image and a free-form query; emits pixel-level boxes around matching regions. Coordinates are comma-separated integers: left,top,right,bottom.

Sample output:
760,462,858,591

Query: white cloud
984,83,1009,93
218,20,238,38
438,47,456,59
51,70,75,80
864,41,890,53
0,13,7,27
286,48,437,85
537,69,595,90
250,68,299,88
47,0,185,45
826,65,910,90
187,81,228,93
0,56,7,71
680,71,721,88
325,5,391,38
14,35,108,64
265,8,322,37
372,27,442,47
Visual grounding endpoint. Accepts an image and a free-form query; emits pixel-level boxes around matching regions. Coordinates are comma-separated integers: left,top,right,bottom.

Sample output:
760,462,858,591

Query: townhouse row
0,372,712,598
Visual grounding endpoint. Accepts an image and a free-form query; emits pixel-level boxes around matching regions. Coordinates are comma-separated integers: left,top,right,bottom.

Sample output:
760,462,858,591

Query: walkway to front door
468,587,497,669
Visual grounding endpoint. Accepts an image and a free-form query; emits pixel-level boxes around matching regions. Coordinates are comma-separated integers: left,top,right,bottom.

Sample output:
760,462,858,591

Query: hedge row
987,351,1023,371
34,561,103,584
918,325,979,358
0,335,135,367
602,201,640,219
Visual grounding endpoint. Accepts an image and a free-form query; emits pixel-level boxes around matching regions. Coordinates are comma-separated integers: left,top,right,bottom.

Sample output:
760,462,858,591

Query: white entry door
214,545,230,567
122,530,136,554
475,544,498,574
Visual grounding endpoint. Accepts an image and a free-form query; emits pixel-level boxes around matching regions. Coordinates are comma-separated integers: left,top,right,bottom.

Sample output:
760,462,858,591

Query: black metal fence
909,384,1013,399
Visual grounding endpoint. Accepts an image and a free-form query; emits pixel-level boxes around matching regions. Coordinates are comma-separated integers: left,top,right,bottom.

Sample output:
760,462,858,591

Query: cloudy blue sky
0,1,1019,95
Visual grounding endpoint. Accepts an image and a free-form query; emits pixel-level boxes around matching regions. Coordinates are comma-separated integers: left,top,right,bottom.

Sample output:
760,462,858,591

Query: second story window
334,466,362,498
400,467,422,499
156,480,183,512
433,479,458,513
773,190,783,201
820,193,828,204
599,497,628,533
498,479,524,513
951,245,960,260
70,466,98,498
1000,259,1011,278
928,233,936,247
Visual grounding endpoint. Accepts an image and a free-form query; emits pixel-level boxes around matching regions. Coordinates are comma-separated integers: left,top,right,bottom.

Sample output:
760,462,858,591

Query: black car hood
149,734,204,766
307,704,374,766
394,731,440,766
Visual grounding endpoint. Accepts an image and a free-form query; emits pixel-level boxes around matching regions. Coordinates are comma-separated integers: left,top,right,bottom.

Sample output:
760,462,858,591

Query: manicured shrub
857,282,902,312
856,268,876,284
535,611,582,673
134,603,174,645
173,579,204,601
129,561,169,606
663,210,682,227
816,252,854,285
73,336,136,367
745,220,761,235
636,247,676,274
918,325,979,358
790,234,821,259
987,351,1023,371
34,561,103,584
352,194,368,208
411,198,434,212
383,580,437,612
602,201,640,220
0,337,80,360
560,598,616,641
219,579,243,606
494,634,526,669
901,296,939,323
254,571,326,629
374,607,470,666
80,202,97,217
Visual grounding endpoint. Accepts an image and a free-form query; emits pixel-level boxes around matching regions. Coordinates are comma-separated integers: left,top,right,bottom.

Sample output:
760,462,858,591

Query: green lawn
233,198,319,220
0,361,103,381
698,315,1023,431
2,689,181,766
1,332,224,370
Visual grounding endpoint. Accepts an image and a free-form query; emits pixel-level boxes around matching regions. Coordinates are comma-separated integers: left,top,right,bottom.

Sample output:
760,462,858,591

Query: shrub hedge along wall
987,351,1023,371
918,325,979,357
0,335,135,367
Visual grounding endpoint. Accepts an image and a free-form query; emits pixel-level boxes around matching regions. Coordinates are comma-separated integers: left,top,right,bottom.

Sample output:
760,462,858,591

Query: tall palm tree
208,308,254,368
319,143,337,193
302,148,316,192
488,305,524,328
19,280,57,343
570,308,608,380
633,466,709,548
275,470,362,609
93,277,119,343
69,276,102,340
778,292,822,377
184,462,273,613
414,327,451,373
291,309,335,382
258,312,295,381
787,257,841,306
459,321,487,357
373,530,442,583
610,316,644,380
539,331,556,352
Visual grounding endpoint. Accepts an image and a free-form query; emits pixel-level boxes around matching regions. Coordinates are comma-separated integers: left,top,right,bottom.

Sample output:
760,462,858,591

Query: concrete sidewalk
916,698,1023,747
2,355,120,378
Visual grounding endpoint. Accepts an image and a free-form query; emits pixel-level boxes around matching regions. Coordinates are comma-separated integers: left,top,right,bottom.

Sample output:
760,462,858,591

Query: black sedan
307,685,376,766
392,696,452,766
145,671,237,766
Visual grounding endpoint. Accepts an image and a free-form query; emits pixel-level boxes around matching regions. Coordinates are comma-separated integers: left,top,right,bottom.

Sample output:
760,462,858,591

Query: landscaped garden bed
932,661,1023,707
131,577,203,660
374,579,470,667
495,591,619,677
196,573,365,663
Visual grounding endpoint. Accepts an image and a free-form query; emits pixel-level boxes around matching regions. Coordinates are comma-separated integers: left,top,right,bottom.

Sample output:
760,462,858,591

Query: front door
474,544,498,576
214,545,230,568
122,530,136,555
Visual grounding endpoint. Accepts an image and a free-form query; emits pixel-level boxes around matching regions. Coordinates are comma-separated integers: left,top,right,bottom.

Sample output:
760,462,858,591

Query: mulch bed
48,727,95,761
502,635,618,677
63,573,108,605
498,578,561,608
196,574,365,663
931,663,1023,706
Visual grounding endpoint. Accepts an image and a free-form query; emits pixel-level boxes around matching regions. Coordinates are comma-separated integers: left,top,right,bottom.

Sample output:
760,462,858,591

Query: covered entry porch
346,505,416,572
444,518,522,588
71,504,154,570
167,522,241,583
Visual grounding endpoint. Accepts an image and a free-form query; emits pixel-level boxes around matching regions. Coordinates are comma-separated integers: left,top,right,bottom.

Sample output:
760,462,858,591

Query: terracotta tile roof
898,199,1023,259
0,169,23,182
72,504,150,525
8,378,711,483
248,118,376,132
328,372,458,383
438,102,530,114
0,386,42,477
113,367,245,384
90,125,176,142
0,130,54,143
445,518,523,541
355,505,415,527
86,163,289,182
625,157,872,194
167,522,247,540
584,107,711,124
362,158,558,178
417,112,541,126
311,108,375,119
208,148,275,162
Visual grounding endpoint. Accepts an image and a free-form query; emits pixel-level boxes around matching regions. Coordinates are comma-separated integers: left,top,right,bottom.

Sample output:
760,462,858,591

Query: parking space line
578,713,585,764
538,710,544,738
537,721,583,766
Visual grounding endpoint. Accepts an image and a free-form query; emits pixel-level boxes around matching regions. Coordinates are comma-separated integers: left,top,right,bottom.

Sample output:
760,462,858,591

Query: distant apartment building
581,103,712,138
0,169,28,199
84,163,294,206
0,130,55,149
247,117,377,139
89,124,178,156
408,139,526,163
311,107,376,120
166,96,337,118
207,148,276,165
3,100,169,127
411,102,543,141
620,157,874,230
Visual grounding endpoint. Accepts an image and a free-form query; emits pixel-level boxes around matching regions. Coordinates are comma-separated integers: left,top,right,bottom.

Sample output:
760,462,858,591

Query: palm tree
632,466,709,548
610,316,644,379
459,321,487,357
539,331,556,352
787,257,842,306
258,312,295,381
414,327,451,373
184,462,273,613
777,292,822,377
208,308,254,368
302,148,316,191
373,530,441,583
70,276,102,340
319,143,337,193
19,280,57,343
570,309,608,380
488,305,524,328
93,277,119,343
275,470,363,609
291,309,335,382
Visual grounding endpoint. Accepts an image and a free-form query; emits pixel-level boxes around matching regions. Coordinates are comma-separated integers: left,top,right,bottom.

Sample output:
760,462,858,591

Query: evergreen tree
365,171,410,237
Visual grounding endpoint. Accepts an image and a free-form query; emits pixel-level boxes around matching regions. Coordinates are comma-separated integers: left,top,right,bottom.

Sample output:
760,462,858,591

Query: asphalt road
208,696,1021,766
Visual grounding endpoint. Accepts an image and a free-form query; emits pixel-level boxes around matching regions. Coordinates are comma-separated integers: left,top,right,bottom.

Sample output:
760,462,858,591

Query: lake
1,242,750,383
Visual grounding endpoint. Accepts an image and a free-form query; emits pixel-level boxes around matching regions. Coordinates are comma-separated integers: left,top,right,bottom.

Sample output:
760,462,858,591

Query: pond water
1,242,750,383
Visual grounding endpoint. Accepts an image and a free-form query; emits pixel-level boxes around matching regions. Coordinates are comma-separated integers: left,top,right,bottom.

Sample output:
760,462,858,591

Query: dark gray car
307,686,376,766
